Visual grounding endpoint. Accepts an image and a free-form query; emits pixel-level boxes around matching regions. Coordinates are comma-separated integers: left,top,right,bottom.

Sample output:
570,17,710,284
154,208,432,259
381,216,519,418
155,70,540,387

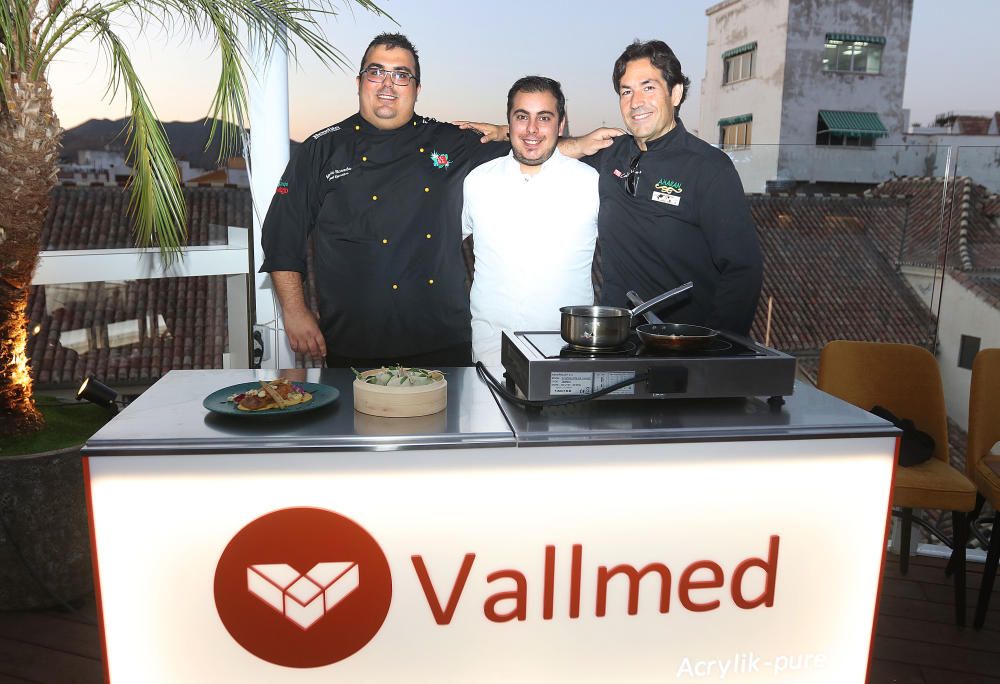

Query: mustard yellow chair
968,348,1000,629
818,340,977,626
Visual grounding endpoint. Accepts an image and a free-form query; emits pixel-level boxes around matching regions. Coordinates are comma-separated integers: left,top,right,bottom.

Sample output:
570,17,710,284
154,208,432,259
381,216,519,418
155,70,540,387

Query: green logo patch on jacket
655,178,683,194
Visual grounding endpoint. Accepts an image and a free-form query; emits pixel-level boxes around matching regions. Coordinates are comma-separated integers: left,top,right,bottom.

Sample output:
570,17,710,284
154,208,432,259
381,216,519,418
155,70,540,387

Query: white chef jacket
462,148,599,368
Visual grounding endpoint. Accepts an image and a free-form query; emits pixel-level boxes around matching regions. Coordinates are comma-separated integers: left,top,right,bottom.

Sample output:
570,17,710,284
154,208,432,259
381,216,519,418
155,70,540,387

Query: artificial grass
0,395,114,457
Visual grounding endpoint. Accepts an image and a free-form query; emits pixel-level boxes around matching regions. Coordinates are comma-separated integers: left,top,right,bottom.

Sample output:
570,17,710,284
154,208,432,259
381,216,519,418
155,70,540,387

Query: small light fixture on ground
76,376,119,410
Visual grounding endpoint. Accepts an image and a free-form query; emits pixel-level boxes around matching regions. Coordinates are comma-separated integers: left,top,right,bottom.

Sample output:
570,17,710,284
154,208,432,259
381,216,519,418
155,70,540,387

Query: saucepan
626,290,719,352
560,281,693,349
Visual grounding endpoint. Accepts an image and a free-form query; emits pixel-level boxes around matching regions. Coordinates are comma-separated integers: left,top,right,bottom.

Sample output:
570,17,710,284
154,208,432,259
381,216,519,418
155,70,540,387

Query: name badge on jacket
652,191,680,206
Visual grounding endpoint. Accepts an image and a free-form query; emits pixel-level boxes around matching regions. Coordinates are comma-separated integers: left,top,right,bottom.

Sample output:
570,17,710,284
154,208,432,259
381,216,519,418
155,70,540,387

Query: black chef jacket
584,119,762,335
260,113,508,358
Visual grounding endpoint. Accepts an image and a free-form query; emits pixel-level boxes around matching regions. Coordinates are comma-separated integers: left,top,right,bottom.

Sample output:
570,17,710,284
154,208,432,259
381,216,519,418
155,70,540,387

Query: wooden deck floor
0,553,997,683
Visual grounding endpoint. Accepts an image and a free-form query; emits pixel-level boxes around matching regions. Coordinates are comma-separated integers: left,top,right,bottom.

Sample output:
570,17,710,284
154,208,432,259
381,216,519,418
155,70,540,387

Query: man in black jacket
260,33,509,368
583,39,762,335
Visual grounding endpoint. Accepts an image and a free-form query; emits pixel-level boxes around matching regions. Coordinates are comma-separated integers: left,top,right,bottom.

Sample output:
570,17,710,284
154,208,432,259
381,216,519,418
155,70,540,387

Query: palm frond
0,0,35,106
92,12,187,260
4,0,393,258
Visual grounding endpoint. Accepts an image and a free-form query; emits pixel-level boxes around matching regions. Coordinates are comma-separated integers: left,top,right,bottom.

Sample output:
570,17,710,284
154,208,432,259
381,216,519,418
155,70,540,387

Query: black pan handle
626,290,665,325
628,281,693,319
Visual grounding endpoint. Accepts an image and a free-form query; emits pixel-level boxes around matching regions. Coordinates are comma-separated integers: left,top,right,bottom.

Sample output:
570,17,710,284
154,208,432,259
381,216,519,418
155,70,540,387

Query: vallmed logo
214,507,391,668
247,561,360,630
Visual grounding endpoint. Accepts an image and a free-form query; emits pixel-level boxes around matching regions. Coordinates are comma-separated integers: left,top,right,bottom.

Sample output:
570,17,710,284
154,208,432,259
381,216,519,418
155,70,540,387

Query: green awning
825,33,885,45
818,110,888,138
718,113,753,127
722,41,757,59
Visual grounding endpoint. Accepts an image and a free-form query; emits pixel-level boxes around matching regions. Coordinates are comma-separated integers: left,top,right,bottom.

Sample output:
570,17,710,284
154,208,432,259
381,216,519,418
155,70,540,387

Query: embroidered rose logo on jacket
430,150,450,168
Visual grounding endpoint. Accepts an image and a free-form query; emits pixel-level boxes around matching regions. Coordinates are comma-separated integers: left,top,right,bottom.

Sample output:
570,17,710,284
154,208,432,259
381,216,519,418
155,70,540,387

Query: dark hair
361,32,420,83
612,40,690,113
506,76,566,124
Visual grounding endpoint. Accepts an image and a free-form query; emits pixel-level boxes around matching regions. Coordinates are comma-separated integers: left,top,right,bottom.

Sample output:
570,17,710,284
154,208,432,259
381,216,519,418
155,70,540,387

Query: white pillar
246,40,297,369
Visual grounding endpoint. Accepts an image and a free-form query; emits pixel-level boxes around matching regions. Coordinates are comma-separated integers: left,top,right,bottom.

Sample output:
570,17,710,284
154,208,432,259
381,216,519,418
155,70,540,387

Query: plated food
228,378,312,411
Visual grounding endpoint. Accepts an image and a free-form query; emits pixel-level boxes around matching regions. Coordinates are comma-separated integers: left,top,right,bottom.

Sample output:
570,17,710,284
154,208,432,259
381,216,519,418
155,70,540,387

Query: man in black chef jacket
585,40,762,335
259,33,510,368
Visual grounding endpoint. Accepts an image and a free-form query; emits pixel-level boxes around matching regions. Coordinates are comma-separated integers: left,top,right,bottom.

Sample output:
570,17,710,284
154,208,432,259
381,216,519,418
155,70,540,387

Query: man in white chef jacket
462,76,600,369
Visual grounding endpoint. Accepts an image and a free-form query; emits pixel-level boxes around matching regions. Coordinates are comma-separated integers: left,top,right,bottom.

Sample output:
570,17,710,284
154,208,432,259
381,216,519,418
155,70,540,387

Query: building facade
699,0,914,192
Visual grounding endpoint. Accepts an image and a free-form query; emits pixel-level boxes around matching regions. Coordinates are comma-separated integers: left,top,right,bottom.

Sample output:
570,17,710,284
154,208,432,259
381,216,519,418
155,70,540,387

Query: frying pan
626,290,720,352
560,282,693,349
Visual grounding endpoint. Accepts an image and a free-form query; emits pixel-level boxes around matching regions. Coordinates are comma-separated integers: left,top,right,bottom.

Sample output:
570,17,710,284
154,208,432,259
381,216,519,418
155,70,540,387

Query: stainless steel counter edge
487,381,901,447
500,425,900,446
81,432,517,457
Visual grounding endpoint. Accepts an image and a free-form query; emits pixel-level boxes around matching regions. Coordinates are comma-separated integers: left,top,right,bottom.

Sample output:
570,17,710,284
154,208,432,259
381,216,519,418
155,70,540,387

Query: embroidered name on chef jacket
312,124,341,139
326,166,352,182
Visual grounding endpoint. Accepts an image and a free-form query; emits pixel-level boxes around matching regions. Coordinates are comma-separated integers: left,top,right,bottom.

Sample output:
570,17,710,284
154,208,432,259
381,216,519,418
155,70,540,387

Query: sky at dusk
46,0,1000,143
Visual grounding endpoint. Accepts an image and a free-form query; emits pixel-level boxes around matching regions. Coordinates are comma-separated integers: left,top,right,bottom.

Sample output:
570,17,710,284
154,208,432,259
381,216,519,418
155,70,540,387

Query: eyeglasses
359,65,418,86
621,154,642,196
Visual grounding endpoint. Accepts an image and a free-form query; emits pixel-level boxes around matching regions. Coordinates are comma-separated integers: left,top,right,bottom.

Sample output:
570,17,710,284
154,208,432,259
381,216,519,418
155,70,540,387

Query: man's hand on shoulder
559,127,627,159
453,120,509,144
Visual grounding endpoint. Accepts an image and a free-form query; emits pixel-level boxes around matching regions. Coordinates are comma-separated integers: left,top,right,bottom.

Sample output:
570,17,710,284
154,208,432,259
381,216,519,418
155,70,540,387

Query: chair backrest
818,340,949,462
968,348,1000,473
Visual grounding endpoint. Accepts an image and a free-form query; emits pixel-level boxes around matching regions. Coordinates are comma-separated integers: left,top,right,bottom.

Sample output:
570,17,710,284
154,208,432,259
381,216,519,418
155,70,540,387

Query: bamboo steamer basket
353,406,448,435
353,368,447,417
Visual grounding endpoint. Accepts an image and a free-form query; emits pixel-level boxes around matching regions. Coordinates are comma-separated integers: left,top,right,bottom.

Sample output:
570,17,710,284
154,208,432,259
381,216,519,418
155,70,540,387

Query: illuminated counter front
82,369,896,683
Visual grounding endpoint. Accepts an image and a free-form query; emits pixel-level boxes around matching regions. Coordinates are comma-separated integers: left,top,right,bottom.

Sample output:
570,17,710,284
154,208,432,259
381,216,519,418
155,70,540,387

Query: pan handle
626,290,665,325
628,281,693,319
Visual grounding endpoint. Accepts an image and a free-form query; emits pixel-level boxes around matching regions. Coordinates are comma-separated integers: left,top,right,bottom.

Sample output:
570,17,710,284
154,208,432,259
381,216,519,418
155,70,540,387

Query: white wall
776,141,944,185
937,273,1000,430
900,265,941,310
724,144,780,194
903,134,1000,193
700,0,790,173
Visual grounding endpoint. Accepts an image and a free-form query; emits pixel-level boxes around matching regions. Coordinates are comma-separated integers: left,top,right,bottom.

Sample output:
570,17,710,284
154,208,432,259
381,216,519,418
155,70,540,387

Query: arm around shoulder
559,127,626,159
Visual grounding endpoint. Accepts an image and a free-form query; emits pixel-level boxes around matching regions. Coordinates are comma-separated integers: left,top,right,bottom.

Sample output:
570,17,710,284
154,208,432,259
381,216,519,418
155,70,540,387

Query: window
823,33,884,74
958,335,981,370
815,110,887,148
718,114,752,150
722,42,756,85
815,129,874,148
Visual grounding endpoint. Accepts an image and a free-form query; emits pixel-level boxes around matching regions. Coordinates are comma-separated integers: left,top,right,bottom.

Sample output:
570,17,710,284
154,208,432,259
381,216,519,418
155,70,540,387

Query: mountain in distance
60,117,299,170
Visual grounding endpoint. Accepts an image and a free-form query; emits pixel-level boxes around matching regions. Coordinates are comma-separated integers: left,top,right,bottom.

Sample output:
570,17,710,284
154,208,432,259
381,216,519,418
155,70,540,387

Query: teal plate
202,382,340,416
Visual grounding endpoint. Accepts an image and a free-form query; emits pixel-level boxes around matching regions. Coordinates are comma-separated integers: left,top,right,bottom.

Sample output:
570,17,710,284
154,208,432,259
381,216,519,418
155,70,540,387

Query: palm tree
0,0,387,435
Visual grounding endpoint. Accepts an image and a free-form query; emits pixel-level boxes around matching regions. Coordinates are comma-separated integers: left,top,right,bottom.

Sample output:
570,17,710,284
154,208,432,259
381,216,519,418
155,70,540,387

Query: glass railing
30,144,998,553
28,222,252,392
27,275,236,389
724,141,1000,556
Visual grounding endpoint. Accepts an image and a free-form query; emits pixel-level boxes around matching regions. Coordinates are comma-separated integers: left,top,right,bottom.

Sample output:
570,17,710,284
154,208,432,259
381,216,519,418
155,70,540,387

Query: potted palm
0,0,388,608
